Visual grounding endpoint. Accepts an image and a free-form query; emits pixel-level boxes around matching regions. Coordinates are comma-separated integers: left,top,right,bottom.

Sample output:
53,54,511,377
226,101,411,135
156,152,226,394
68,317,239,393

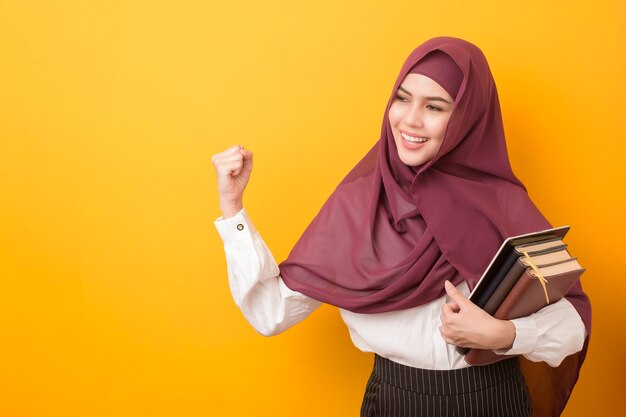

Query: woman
212,37,591,417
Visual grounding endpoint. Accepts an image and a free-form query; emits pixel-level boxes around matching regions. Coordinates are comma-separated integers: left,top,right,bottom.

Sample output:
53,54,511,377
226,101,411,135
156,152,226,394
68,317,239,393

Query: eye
394,94,409,103
425,104,443,112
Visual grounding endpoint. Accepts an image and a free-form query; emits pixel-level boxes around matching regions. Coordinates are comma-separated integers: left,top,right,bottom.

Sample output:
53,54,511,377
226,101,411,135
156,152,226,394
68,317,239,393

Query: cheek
388,104,403,127
433,116,451,139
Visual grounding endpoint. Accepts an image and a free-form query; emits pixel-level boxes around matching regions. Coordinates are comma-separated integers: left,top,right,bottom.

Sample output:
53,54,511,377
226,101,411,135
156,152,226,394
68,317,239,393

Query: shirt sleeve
214,208,322,336
493,298,587,367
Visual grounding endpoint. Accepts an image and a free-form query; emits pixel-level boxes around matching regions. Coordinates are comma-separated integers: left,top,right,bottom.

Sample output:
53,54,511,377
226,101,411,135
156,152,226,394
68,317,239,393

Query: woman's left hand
439,280,516,350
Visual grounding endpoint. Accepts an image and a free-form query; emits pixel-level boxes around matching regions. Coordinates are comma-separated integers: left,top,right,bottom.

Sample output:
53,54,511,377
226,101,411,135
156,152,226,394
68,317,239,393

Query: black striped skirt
361,355,532,417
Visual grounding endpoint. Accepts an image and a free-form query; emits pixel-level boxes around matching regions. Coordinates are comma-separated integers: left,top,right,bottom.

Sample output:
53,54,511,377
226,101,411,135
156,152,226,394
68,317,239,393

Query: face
388,73,454,167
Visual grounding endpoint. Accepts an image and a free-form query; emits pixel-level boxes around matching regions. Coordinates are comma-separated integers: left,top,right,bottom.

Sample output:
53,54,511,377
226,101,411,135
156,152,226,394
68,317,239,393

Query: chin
398,152,428,168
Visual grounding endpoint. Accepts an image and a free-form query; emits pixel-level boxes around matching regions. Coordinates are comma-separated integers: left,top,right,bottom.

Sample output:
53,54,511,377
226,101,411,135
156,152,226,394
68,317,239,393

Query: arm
439,281,586,367
212,145,321,336
494,298,586,367
214,207,322,336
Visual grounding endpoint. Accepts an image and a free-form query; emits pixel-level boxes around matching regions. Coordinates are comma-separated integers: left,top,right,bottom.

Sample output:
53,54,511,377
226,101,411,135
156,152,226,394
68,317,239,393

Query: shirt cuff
493,317,537,356
213,207,257,244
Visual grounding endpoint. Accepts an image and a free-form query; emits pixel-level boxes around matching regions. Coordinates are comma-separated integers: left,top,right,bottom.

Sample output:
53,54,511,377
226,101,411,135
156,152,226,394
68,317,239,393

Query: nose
404,104,424,128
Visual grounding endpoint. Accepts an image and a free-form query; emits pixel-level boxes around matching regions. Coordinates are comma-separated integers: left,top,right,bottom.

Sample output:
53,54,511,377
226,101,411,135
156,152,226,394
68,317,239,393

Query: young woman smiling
389,73,454,167
212,37,590,417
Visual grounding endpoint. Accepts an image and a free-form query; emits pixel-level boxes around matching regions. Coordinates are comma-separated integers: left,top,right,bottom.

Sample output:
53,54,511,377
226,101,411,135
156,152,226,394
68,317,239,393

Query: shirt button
236,224,244,231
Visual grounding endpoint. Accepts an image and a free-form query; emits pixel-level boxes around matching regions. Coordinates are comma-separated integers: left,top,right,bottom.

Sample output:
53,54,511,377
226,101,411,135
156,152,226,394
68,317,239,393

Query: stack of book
459,226,585,365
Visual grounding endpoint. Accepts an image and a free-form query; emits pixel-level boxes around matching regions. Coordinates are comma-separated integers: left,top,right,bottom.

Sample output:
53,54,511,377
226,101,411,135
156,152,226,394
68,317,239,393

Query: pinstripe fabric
361,355,532,417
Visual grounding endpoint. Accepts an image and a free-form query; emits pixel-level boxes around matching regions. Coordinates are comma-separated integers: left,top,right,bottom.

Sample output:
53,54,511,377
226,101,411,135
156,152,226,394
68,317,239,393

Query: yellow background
1,0,624,416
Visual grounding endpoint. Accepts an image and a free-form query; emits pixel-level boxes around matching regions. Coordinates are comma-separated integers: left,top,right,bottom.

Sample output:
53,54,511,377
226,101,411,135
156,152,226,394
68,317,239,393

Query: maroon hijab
279,37,591,416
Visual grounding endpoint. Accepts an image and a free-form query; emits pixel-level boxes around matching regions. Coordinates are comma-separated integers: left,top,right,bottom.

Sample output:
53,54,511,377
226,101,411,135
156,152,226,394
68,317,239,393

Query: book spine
492,271,536,320
482,260,527,315
474,251,520,308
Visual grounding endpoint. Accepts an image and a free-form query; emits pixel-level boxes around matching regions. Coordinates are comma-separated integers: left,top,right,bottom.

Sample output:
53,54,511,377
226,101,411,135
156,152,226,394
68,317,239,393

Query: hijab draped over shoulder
278,37,591,417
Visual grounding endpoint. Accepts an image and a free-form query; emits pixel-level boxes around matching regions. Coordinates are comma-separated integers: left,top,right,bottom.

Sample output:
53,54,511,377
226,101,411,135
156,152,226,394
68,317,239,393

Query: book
455,226,585,365
456,227,569,356
468,227,570,310
481,239,571,315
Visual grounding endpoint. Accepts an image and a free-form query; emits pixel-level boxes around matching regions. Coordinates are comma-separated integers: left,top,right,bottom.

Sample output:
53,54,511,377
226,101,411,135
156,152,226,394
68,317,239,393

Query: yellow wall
1,1,624,416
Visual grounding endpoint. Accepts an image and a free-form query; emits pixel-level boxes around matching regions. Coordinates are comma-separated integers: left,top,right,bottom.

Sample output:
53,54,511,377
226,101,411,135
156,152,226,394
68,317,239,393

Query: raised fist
212,144,253,218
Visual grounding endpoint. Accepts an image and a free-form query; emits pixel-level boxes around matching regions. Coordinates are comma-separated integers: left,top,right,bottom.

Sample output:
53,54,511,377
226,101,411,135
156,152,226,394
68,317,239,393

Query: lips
400,130,429,143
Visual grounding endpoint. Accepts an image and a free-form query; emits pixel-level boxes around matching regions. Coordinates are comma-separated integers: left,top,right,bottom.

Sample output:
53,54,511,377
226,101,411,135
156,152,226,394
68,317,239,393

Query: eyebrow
397,86,452,104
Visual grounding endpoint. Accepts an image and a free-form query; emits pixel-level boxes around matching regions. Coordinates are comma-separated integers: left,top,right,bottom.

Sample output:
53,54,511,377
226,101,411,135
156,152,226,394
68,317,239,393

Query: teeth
401,132,428,143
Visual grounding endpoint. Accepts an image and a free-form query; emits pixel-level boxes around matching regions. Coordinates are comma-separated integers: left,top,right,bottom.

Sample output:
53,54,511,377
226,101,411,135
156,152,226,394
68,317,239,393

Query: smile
401,132,429,143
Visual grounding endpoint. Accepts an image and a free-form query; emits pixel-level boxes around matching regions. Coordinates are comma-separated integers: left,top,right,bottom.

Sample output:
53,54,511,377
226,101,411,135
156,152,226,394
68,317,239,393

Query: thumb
240,148,253,160
240,149,253,169
444,280,469,309
239,149,253,175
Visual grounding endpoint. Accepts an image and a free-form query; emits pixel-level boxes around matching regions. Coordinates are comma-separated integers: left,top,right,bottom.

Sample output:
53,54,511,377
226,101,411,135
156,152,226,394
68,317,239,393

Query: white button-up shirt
214,207,586,369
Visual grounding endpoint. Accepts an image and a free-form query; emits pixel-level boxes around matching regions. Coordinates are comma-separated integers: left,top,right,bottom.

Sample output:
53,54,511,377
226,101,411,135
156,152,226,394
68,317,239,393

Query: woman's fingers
439,294,515,349
444,280,471,310
213,146,243,168
212,144,242,164
212,145,254,209
213,145,253,178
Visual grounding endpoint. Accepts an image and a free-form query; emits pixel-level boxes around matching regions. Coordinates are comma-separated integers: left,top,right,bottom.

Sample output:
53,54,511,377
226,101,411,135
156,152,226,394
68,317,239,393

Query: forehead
398,74,453,100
